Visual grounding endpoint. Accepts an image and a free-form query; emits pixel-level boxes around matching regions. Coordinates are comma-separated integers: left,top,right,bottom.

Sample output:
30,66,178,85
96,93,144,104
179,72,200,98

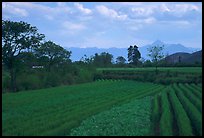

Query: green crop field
95,67,202,84
97,67,202,73
2,80,202,136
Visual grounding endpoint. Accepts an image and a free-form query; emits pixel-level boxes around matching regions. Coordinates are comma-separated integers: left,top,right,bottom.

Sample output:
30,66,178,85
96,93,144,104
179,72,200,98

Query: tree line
2,20,195,93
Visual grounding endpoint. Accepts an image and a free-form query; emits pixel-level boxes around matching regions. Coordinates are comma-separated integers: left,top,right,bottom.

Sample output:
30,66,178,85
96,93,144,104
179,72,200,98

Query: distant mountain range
67,40,201,62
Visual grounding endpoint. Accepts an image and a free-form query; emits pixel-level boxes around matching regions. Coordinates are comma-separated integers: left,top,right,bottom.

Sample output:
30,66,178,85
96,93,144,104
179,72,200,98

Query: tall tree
147,45,164,73
128,45,133,63
36,41,71,71
2,20,45,92
127,45,141,65
132,45,141,65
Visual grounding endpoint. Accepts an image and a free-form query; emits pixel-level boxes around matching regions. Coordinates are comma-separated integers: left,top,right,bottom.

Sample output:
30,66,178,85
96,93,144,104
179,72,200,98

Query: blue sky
2,2,202,49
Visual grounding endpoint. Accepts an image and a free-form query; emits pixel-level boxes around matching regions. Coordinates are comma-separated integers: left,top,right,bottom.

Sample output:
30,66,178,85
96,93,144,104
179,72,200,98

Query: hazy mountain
139,40,200,60
67,40,201,62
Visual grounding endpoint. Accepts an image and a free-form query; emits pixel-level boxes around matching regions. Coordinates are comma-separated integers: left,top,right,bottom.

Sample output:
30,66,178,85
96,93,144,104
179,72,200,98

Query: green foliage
93,52,113,67
70,97,152,136
116,56,126,65
127,45,141,65
2,70,11,93
2,20,45,92
168,87,193,136
16,73,42,91
147,45,164,73
36,40,71,71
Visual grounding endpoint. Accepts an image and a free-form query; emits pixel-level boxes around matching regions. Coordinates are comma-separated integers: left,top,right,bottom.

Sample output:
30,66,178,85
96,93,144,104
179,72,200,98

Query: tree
93,52,113,67
127,45,141,66
36,41,71,71
2,20,45,92
147,45,164,73
116,56,126,65
128,45,133,63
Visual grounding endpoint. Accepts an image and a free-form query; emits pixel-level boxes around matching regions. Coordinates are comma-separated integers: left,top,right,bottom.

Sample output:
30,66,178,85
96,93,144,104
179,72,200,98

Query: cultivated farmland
2,79,202,136
152,83,202,136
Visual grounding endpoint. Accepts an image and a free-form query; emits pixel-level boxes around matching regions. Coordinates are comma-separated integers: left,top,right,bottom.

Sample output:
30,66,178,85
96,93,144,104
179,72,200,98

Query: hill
165,50,202,64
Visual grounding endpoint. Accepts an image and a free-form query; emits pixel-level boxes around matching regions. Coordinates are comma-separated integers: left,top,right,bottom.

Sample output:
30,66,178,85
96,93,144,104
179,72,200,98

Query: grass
2,80,164,136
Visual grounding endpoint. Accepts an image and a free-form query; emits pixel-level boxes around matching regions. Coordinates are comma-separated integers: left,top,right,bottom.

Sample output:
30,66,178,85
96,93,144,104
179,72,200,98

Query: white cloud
128,3,201,19
160,3,170,12
158,3,200,17
62,21,86,31
2,2,71,20
131,7,154,17
2,2,28,17
74,3,92,14
96,5,127,20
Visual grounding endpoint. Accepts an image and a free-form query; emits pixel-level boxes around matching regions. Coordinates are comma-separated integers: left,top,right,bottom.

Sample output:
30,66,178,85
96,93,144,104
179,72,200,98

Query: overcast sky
2,2,202,49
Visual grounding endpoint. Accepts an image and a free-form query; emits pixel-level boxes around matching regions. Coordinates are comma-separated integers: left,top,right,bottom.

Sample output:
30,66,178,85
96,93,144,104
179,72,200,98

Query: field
97,67,202,73
2,79,202,136
95,67,202,84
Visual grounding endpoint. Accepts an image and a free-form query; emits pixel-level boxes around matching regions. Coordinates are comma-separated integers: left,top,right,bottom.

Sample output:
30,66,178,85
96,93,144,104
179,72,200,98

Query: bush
16,73,42,91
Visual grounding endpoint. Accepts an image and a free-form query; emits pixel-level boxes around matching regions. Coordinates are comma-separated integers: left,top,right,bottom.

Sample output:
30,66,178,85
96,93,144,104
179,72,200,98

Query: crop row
152,83,202,136
173,84,202,136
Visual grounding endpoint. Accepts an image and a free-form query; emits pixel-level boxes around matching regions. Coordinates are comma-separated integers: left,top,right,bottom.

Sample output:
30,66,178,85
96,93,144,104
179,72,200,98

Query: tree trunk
10,67,17,92
155,63,158,75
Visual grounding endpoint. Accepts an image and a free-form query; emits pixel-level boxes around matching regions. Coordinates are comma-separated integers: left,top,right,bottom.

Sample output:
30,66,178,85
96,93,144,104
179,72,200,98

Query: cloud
96,5,127,20
125,2,201,19
158,3,200,17
2,2,71,20
160,20,191,28
2,2,28,17
62,21,86,31
74,3,92,14
125,17,156,31
131,7,154,17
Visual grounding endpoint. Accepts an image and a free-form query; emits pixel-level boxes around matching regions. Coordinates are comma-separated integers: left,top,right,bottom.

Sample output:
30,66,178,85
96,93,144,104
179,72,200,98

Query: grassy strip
166,92,179,136
151,94,161,136
168,87,193,136
159,89,174,136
